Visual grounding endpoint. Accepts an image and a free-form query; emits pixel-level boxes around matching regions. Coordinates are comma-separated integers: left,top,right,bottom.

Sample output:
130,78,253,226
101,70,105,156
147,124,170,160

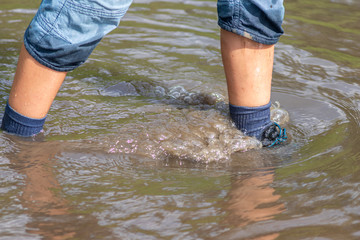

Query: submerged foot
260,122,287,147
229,101,289,148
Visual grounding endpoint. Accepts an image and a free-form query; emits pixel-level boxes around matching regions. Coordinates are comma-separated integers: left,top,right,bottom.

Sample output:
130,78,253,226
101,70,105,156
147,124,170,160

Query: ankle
229,102,272,140
1,102,46,137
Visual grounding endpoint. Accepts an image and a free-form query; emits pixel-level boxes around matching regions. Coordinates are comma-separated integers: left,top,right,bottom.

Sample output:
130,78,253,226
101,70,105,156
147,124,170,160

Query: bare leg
221,29,287,146
220,29,274,107
8,44,66,119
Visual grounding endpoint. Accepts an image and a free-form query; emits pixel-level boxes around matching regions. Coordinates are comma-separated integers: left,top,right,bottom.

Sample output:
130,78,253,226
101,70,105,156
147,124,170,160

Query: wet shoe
260,122,287,147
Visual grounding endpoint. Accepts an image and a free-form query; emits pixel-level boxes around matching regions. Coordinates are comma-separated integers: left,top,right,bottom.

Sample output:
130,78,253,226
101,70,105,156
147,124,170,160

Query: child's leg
1,0,133,137
9,44,66,119
220,29,273,108
217,0,287,146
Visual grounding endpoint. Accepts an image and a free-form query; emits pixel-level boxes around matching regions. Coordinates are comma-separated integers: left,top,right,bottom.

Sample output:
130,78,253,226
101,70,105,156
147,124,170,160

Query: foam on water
101,83,290,163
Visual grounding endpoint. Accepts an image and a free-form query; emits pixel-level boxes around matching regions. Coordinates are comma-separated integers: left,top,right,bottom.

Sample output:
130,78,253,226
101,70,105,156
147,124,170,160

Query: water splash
102,84,290,163
271,101,290,125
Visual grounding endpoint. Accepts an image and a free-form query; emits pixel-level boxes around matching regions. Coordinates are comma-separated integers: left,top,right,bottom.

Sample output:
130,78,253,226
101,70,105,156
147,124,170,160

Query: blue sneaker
260,122,287,147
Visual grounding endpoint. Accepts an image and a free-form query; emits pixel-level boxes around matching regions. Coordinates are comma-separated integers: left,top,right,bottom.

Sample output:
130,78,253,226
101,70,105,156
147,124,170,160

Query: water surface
0,0,359,239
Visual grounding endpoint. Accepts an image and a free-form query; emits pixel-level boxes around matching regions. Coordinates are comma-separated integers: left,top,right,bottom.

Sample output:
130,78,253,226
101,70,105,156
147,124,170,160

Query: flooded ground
0,0,360,239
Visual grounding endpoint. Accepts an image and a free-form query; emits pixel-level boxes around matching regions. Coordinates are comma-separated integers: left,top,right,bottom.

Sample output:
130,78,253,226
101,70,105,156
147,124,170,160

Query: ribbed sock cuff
1,102,46,137
229,102,272,140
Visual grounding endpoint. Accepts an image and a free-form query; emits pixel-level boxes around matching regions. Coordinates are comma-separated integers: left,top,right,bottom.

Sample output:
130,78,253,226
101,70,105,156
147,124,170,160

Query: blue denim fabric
217,0,284,45
24,0,133,72
24,0,283,72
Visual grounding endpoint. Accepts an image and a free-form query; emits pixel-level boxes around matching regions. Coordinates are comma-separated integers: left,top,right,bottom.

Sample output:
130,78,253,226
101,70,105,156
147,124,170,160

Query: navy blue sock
1,102,46,137
229,102,272,140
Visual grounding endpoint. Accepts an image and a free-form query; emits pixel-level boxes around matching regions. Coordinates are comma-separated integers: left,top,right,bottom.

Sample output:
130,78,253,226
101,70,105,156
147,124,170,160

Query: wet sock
229,102,272,140
1,102,46,137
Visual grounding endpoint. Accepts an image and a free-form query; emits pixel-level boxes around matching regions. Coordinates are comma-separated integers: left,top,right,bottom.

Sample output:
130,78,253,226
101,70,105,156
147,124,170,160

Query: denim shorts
24,0,284,72
217,0,284,45
24,0,133,72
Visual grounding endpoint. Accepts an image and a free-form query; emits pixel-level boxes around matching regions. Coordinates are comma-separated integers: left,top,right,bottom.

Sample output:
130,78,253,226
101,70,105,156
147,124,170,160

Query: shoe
260,122,287,147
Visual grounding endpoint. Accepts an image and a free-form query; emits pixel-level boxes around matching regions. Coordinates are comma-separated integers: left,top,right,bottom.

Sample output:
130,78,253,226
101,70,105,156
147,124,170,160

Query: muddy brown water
0,0,360,239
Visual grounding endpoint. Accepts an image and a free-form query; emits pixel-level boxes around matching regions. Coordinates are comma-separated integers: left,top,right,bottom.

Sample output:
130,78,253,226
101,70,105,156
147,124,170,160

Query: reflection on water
3,139,112,239
0,0,360,239
225,172,285,227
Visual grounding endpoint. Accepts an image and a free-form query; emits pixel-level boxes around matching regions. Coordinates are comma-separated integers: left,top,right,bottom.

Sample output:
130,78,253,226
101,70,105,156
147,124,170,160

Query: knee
24,0,132,71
